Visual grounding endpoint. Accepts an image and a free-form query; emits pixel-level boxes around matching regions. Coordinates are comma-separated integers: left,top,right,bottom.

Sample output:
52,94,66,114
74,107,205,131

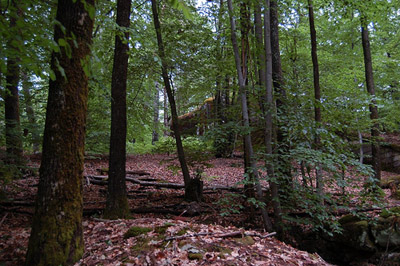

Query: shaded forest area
1,0,400,265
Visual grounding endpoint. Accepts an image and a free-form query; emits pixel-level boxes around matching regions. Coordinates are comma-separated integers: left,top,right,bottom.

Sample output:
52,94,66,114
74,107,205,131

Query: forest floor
1,153,399,265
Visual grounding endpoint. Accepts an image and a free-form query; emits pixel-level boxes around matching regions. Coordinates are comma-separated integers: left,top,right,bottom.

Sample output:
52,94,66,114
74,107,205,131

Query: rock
234,236,255,246
188,253,203,260
336,218,375,252
181,244,204,260
371,216,400,248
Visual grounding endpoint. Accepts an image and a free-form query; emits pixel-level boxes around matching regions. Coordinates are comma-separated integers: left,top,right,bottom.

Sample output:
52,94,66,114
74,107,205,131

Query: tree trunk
227,0,273,232
151,0,201,202
361,17,381,181
307,0,323,196
270,0,292,192
263,0,283,235
22,72,40,153
152,82,160,145
25,1,94,265
5,0,23,165
104,0,131,219
163,87,169,136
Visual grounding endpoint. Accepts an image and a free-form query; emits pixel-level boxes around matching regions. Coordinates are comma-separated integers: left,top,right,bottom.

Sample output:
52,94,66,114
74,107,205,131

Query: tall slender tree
227,0,273,232
152,82,160,145
151,0,202,202
25,0,95,264
22,72,40,153
163,87,169,136
307,0,323,195
104,0,132,219
361,16,381,181
270,0,292,189
5,0,23,165
263,0,282,234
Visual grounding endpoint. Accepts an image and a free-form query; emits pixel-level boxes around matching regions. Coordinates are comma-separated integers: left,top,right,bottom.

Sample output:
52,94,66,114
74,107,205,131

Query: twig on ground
0,212,9,227
165,230,276,241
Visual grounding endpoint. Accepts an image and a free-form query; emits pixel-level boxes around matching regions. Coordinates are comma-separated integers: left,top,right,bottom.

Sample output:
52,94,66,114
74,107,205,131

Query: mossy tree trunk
25,1,95,265
104,0,132,220
5,0,23,165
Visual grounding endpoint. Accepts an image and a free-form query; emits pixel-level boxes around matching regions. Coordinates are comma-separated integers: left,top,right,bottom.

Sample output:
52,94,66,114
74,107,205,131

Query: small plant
217,193,245,217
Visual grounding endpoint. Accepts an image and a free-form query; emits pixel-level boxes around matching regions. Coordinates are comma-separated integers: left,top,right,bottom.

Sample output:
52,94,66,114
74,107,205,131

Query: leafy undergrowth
1,153,399,265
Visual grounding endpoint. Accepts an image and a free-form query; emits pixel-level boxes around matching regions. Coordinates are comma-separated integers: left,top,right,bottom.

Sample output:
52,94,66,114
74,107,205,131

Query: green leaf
58,38,67,47
49,70,56,81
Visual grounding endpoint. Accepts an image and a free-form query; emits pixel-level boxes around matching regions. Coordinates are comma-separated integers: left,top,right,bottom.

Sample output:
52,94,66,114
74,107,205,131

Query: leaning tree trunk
25,0,95,265
151,0,202,202
104,0,132,219
5,0,23,165
227,0,273,232
361,17,381,181
307,0,323,196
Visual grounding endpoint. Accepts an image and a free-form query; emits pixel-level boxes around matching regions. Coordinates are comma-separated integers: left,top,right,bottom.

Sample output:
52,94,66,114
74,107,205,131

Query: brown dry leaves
76,217,331,266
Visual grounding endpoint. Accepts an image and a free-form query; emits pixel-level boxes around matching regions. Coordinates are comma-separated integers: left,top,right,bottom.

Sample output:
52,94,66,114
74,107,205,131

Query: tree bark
227,0,273,232
263,0,283,234
104,0,132,219
270,0,292,191
5,0,23,165
361,17,381,181
22,72,40,153
152,82,160,145
25,1,94,265
307,0,323,196
151,0,201,202
163,87,169,136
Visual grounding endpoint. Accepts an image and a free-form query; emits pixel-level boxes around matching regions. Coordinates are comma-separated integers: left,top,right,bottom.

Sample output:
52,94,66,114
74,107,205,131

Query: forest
0,0,400,265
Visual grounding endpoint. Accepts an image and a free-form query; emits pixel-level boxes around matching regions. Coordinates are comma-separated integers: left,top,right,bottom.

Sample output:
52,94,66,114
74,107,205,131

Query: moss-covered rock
338,214,361,225
380,175,400,189
234,236,255,246
124,226,152,239
181,243,204,260
335,217,375,252
371,216,400,248
188,253,203,260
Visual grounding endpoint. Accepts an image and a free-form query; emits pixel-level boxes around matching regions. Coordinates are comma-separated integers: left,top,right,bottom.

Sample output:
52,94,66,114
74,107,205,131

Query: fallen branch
85,175,242,192
96,169,150,176
0,212,8,227
165,230,276,241
82,207,183,216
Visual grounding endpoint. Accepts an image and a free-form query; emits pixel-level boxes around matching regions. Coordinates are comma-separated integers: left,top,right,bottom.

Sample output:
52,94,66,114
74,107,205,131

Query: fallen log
96,168,150,176
82,206,184,216
85,175,242,192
